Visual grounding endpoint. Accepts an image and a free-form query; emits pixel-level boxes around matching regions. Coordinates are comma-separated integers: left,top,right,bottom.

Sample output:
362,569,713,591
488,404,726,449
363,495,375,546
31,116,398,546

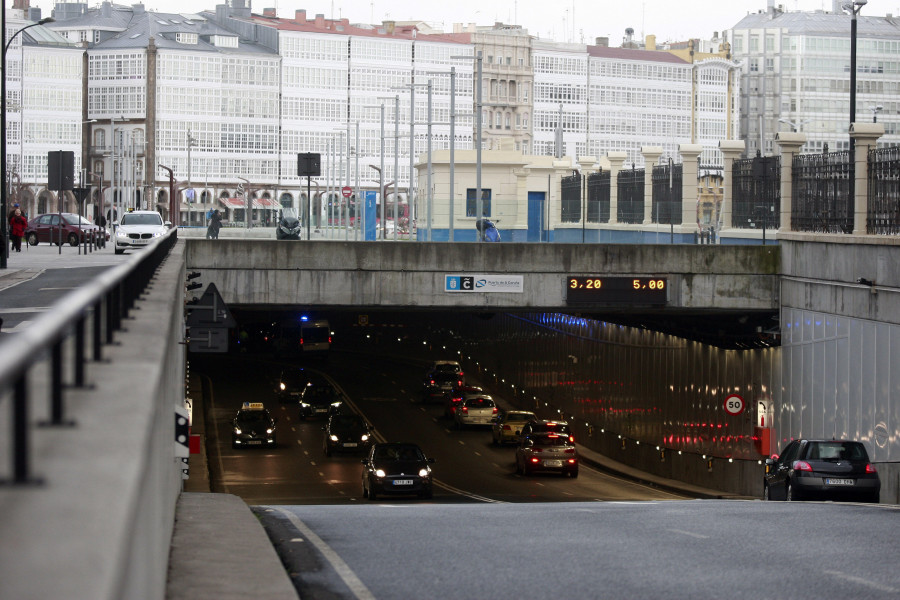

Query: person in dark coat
206,209,222,239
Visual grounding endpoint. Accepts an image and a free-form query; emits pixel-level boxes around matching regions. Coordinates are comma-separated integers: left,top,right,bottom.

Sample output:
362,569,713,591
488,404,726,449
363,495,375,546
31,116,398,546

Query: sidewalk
0,242,123,291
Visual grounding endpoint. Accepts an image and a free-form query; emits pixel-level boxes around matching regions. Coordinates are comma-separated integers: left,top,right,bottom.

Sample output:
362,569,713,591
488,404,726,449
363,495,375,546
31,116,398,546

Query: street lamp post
870,105,883,123
186,130,197,227
1,15,54,268
452,51,483,240
778,118,810,133
846,0,867,203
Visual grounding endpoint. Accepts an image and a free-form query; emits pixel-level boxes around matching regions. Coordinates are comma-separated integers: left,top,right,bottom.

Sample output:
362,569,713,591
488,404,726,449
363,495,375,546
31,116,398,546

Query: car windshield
806,441,868,461
282,208,298,220
280,371,307,386
236,410,270,423
535,435,570,447
434,363,460,374
332,415,365,429
507,413,533,422
464,397,494,408
63,214,93,226
307,387,336,404
121,213,163,226
375,445,423,461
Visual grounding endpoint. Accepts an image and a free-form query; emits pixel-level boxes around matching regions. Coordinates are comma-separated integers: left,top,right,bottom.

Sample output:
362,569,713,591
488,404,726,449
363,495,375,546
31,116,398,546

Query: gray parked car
764,439,880,502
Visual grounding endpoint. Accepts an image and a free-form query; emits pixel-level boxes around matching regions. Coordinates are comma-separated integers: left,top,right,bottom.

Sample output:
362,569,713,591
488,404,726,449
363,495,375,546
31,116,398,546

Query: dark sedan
299,383,342,419
323,413,373,456
361,442,435,500
764,439,880,502
274,368,310,403
25,213,109,247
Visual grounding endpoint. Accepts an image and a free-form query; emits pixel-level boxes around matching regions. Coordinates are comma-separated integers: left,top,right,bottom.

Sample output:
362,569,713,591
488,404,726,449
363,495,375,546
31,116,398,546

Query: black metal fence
560,173,582,223
651,163,682,224
733,153,781,230
587,171,610,223
0,230,178,485
792,148,852,233
617,166,645,224
867,146,900,235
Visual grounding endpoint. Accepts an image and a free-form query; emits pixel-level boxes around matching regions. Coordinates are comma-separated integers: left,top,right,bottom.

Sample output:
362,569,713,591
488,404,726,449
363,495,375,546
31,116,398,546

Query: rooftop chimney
315,13,325,28
295,9,306,22
263,7,276,17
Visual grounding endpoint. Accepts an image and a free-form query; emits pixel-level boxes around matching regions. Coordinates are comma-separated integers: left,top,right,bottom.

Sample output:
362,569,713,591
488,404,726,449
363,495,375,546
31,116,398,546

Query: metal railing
587,171,610,223
560,173,582,223
792,148,852,233
651,163,682,224
733,153,781,230
867,146,900,235
0,229,178,485
617,166,645,224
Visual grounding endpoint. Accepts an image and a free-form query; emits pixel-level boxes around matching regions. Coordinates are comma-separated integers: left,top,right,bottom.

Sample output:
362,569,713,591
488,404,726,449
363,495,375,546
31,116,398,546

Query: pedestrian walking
8,207,28,252
206,209,222,239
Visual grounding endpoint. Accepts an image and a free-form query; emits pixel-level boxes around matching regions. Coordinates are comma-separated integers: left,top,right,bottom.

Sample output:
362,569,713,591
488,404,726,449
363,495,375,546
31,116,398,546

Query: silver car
454,394,497,429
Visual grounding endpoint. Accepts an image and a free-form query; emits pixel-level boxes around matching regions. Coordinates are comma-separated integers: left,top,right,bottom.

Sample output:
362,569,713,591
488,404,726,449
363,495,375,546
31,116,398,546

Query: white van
299,319,331,354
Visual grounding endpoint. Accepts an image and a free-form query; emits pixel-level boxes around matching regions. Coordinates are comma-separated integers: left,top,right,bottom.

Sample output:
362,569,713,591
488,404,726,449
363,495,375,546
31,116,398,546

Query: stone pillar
640,146,663,224
606,151,627,225
774,132,807,232
678,144,703,227
849,123,884,235
718,140,745,229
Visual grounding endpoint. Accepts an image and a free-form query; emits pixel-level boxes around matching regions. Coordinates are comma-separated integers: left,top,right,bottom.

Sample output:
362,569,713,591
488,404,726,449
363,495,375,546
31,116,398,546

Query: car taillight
565,448,575,454
461,407,468,414
793,460,813,472
430,380,435,385
492,407,498,415
567,458,577,464
569,435,575,443
866,464,877,474
530,457,540,463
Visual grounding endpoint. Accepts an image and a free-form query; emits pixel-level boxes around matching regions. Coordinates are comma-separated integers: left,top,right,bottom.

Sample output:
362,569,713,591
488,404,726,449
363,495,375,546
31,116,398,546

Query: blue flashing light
300,315,309,322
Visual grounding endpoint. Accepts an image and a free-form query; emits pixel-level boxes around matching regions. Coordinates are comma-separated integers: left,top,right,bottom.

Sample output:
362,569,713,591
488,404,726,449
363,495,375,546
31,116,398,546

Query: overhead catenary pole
475,51,483,242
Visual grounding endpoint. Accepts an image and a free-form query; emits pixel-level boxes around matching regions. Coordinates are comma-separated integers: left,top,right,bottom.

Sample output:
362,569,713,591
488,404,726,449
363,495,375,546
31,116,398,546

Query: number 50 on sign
724,394,745,416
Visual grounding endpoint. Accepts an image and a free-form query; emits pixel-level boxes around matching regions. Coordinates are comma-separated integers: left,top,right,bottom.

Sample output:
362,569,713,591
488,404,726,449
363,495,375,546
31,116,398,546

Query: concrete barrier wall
0,243,187,600
185,240,779,311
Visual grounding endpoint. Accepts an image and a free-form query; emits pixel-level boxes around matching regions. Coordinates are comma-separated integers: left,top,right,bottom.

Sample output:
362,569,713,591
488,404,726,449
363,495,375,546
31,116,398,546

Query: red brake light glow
492,407,498,415
793,460,813,472
530,457,540,463
866,464,877,474
461,407,468,414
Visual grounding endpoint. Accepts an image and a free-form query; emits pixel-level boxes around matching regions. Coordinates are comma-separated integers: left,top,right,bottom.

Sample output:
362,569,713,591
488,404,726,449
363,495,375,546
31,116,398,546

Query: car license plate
342,443,357,448
825,478,854,486
544,460,563,467
246,440,262,445
315,408,327,413
393,479,413,486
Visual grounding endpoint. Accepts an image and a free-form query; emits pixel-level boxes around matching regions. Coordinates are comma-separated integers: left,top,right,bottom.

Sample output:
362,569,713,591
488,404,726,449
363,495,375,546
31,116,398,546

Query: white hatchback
114,211,170,254
454,394,497,429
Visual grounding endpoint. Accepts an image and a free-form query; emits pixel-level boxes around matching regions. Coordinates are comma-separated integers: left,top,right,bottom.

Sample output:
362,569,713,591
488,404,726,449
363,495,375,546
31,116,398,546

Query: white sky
23,0,900,43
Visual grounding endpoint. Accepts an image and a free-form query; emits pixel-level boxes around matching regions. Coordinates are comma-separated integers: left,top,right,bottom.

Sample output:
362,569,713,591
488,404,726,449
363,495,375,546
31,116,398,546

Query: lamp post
237,176,250,229
1,15,54,268
778,118,810,133
451,51,483,240
376,95,400,241
186,130,197,227
845,0,867,204
870,105,883,123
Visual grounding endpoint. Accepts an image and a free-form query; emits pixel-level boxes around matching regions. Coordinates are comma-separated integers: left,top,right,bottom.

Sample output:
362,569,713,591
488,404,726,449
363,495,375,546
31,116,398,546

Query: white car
454,394,497,429
114,210,170,254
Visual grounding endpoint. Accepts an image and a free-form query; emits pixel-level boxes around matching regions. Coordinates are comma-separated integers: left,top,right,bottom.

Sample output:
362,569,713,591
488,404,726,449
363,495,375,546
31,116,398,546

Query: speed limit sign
724,394,745,416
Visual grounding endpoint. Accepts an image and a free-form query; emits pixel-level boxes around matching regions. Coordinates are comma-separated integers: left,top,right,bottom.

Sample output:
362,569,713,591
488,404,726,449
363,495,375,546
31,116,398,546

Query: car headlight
234,427,242,435
266,428,274,434
300,402,310,408
280,383,286,391
116,229,128,239
418,468,431,478
331,401,342,407
375,469,386,478
360,434,369,442
329,435,339,442
152,231,164,238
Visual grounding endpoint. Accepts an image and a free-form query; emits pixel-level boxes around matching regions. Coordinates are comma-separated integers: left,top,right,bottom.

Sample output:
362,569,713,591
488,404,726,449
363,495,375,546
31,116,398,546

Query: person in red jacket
8,207,28,252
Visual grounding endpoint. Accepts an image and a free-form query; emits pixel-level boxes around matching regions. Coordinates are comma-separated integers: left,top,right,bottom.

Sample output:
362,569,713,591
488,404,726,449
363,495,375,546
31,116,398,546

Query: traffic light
186,271,202,291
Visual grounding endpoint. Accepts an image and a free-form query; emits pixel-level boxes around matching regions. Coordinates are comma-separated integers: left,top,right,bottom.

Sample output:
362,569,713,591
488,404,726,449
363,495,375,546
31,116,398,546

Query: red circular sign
341,186,352,198
724,394,745,416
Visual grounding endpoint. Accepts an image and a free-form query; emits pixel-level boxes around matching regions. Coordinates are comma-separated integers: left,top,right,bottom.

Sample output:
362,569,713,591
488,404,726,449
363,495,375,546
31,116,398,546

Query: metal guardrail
0,228,178,485
792,148,852,234
867,146,900,235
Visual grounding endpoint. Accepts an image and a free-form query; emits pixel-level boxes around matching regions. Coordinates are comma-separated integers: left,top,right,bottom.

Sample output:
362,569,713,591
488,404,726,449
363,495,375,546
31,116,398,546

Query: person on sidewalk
8,207,28,252
206,209,222,240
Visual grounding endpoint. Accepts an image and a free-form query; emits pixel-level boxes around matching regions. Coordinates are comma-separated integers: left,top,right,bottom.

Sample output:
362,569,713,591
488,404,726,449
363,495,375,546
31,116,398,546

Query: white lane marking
433,479,504,503
6,320,34,332
474,452,481,457
310,461,317,466
319,472,324,477
40,287,78,291
268,507,376,600
667,529,709,539
0,307,50,313
823,570,898,593
290,538,305,543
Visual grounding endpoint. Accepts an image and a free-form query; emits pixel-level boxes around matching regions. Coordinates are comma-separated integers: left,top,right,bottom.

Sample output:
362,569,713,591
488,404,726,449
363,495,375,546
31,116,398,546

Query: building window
466,188,492,217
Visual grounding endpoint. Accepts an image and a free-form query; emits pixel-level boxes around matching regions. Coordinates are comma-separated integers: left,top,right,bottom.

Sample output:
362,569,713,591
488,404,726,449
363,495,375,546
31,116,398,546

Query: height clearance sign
445,274,524,293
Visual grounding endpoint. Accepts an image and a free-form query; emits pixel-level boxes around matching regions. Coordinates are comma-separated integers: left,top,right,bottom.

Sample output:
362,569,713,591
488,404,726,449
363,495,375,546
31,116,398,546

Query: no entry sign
341,186,352,198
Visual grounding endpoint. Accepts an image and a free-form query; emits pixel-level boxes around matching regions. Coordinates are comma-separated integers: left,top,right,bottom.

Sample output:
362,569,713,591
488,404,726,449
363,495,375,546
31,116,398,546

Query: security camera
856,277,874,286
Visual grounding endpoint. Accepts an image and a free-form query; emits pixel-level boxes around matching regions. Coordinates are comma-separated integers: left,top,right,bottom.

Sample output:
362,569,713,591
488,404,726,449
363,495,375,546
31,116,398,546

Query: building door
527,191,545,242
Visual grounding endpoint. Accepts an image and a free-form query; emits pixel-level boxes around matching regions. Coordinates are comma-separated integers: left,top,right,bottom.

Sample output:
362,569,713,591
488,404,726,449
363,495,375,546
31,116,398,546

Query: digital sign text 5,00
565,276,668,304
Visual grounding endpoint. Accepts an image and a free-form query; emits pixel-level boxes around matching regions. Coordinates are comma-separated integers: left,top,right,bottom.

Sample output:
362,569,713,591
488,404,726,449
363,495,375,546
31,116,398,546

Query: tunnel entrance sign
724,394,745,416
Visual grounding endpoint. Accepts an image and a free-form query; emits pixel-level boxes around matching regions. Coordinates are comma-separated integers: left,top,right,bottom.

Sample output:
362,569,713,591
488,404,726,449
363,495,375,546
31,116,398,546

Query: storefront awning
253,197,278,208
219,198,246,209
